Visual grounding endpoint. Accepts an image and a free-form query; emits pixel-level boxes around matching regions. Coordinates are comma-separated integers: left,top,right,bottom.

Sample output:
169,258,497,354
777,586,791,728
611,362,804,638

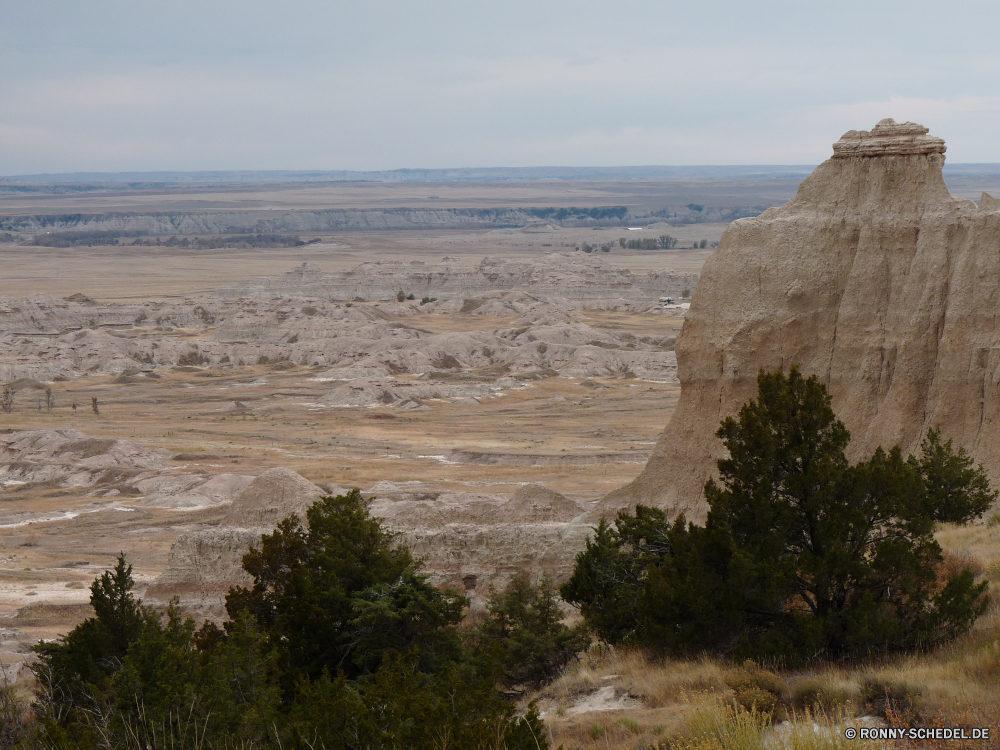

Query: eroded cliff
604,119,1000,520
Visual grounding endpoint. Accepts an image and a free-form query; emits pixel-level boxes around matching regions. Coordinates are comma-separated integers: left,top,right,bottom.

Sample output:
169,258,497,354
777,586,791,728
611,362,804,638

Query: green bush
29,492,550,749
563,368,993,659
227,488,467,684
861,676,919,718
617,717,641,734
475,571,589,690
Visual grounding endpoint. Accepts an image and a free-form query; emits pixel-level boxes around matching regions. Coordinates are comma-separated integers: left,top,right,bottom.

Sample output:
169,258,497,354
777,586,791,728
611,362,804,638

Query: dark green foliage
477,571,590,690
528,206,627,222
911,428,996,522
32,552,149,725
31,492,549,749
560,505,672,644
564,368,993,658
226,488,467,683
289,653,545,749
616,235,677,250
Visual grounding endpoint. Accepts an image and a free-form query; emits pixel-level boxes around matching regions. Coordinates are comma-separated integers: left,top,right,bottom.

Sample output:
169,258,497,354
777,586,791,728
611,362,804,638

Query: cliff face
604,119,1000,520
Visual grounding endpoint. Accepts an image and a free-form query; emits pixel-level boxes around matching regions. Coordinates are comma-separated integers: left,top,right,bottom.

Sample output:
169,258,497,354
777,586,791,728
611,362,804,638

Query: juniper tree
563,368,993,658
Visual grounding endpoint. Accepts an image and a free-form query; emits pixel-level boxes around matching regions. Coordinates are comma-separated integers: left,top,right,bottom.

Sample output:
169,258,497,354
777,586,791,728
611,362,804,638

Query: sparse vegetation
474,571,589,691
618,235,677,250
28,495,550,749
563,368,993,659
30,231,309,249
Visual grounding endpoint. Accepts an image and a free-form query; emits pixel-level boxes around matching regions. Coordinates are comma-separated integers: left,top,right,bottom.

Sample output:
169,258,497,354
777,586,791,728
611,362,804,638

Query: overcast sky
3,0,999,174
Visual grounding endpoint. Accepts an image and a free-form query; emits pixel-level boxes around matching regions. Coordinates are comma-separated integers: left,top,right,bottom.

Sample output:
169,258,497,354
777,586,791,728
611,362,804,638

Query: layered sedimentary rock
0,257,683,383
219,253,696,302
605,119,1000,520
148,469,592,620
145,469,329,619
0,429,254,512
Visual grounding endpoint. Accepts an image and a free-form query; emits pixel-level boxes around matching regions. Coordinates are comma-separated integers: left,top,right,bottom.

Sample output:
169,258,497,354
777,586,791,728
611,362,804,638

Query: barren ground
3,178,1000,745
0,203,716,653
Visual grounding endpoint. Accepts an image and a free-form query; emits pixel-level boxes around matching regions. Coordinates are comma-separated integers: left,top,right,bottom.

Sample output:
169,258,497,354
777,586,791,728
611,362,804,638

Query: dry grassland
0,220,690,650
527,520,1000,749
4,180,1000,746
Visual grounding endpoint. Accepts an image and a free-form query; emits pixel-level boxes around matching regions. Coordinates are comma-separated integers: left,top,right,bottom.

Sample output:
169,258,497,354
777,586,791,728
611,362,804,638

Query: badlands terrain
4,152,1000,745
0,174,738,680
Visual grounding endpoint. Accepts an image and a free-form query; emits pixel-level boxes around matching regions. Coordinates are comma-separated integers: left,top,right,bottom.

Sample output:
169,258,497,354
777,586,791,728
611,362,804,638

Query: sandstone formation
142,528,263,619
358,482,591,593
604,119,1000,520
149,471,592,619
0,256,682,383
220,468,325,528
0,429,257,519
219,253,696,302
146,469,330,619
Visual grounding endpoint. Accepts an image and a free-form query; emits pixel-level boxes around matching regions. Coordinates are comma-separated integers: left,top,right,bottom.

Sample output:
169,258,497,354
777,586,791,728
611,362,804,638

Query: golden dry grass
531,518,1000,749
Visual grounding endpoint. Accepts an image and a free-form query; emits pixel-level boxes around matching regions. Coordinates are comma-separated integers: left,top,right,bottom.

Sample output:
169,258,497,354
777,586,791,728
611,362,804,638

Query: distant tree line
618,235,678,250
30,232,318,249
527,206,628,221
580,242,613,253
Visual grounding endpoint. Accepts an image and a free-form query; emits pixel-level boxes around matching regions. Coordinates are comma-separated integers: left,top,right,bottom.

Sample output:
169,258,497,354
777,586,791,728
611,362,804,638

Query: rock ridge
604,120,1000,520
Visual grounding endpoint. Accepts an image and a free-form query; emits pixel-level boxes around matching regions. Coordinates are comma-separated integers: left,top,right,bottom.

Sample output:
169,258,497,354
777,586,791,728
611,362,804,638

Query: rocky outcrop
831,119,946,158
0,429,259,513
149,472,592,619
219,254,697,303
0,261,682,382
604,119,1000,520
146,469,331,618
220,468,325,528
142,528,262,620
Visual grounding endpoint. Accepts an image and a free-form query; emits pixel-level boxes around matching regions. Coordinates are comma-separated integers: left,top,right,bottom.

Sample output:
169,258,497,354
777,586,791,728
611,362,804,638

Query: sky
3,0,1000,174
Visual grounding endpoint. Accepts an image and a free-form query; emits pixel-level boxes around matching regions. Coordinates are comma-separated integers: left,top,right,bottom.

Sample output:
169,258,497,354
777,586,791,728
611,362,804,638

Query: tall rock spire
603,121,1000,521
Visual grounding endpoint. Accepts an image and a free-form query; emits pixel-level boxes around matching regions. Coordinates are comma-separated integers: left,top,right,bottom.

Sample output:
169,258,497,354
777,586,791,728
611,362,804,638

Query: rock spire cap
832,118,946,158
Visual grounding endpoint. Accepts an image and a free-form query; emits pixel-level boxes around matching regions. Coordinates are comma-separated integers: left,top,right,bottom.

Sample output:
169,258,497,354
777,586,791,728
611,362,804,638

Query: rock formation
146,469,331,619
0,429,254,513
148,471,592,619
0,260,682,382
604,119,1000,520
220,468,325,528
219,253,696,303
